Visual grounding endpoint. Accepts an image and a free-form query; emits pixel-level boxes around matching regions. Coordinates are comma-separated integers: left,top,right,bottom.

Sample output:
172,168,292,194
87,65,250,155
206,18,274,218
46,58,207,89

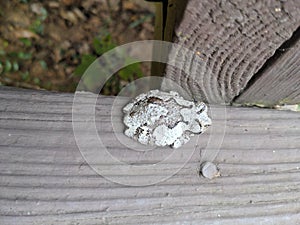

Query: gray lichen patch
123,90,212,148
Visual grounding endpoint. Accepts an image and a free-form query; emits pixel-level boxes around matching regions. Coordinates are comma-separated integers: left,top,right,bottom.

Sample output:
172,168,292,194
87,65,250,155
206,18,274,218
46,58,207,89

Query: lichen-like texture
123,90,212,148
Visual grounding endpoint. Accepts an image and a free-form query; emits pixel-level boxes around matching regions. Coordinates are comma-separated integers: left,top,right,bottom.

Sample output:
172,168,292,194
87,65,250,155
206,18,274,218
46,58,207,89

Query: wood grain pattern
164,0,300,104
234,30,300,106
0,86,300,224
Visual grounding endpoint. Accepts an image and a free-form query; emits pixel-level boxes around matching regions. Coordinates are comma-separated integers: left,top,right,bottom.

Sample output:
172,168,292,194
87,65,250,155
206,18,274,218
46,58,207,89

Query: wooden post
146,0,188,76
163,0,300,104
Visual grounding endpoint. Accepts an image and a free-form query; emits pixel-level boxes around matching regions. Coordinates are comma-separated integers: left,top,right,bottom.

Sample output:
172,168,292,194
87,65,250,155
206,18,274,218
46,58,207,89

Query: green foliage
30,6,47,35
0,38,32,76
12,61,19,71
33,77,40,85
4,60,12,72
38,7,48,21
3,40,8,48
74,54,97,76
0,58,20,74
0,5,48,88
45,81,52,89
30,19,44,35
75,33,144,95
21,71,30,81
93,34,116,55
19,38,32,47
39,60,47,69
17,52,32,60
129,14,154,28
119,62,143,81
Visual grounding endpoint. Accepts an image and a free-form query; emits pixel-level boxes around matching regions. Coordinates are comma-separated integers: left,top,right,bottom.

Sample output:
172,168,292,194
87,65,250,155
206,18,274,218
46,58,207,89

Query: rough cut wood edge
0,86,300,224
164,0,300,104
234,28,300,106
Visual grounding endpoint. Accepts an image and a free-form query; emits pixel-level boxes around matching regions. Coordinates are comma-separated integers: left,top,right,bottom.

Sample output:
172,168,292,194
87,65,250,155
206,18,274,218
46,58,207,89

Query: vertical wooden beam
163,0,188,42
163,0,300,103
146,0,187,76
151,1,165,76
153,2,164,40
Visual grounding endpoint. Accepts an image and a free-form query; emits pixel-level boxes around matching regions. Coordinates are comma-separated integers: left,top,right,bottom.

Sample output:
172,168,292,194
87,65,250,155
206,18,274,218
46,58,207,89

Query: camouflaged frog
123,90,211,148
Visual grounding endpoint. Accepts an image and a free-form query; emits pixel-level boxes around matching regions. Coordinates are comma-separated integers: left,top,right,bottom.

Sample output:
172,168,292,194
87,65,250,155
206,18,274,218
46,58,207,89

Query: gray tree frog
123,90,211,148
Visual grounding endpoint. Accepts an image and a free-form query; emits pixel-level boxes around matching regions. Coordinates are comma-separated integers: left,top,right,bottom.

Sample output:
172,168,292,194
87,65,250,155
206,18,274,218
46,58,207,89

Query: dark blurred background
0,0,155,94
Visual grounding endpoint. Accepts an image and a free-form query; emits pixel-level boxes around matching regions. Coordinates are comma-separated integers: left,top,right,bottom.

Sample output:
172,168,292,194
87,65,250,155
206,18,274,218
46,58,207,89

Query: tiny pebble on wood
201,161,220,179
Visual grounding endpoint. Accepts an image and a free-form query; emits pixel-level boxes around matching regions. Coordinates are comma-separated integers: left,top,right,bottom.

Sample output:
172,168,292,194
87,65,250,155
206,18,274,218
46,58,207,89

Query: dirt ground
0,0,155,93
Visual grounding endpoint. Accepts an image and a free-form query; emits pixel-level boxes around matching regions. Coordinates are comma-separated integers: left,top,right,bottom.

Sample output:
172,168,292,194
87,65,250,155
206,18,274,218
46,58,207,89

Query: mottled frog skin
123,90,212,148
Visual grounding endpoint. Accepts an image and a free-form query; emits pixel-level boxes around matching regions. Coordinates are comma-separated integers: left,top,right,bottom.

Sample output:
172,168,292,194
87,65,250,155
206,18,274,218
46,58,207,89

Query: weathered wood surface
235,29,300,106
1,86,300,224
165,0,300,104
